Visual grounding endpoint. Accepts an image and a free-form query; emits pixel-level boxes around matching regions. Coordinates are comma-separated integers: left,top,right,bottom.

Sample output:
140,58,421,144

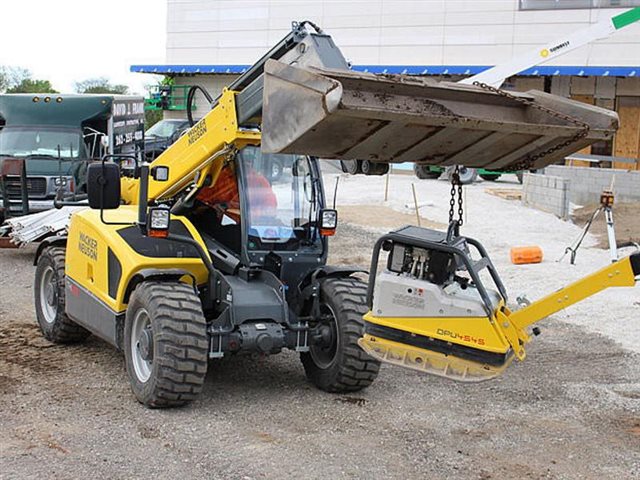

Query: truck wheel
124,281,208,408
361,160,389,176
414,164,440,179
34,247,90,343
447,166,478,185
270,158,284,182
301,277,380,393
341,160,362,175
480,173,501,181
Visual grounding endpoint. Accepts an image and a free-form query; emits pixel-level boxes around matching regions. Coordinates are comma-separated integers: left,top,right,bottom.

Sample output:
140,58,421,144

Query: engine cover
371,271,501,318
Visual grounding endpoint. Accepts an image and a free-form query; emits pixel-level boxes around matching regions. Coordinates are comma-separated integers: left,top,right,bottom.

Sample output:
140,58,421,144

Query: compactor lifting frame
31,22,637,407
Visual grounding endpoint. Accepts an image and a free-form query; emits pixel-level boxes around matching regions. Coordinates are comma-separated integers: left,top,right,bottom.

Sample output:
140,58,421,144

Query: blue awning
130,64,639,77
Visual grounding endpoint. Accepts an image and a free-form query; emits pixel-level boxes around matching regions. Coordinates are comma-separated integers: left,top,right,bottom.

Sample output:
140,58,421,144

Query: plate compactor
360,225,640,382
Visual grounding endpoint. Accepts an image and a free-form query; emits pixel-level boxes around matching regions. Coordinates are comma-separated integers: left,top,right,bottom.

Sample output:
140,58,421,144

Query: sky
0,0,166,95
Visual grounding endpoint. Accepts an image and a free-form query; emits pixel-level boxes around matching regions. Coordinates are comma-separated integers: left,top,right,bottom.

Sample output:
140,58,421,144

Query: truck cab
0,94,144,220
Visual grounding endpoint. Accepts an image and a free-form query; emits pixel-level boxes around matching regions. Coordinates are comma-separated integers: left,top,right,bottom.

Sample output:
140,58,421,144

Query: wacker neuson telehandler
32,22,638,407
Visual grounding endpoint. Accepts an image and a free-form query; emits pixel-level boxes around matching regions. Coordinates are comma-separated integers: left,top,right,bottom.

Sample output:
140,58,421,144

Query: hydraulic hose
186,85,214,127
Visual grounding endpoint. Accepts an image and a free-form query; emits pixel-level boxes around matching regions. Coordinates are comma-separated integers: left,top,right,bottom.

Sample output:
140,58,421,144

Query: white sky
0,0,166,95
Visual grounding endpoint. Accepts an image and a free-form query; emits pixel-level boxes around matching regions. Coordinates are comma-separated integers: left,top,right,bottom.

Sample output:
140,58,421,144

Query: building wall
166,0,640,67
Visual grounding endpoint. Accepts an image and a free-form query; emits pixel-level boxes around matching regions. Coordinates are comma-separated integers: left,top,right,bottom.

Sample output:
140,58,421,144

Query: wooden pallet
484,188,522,201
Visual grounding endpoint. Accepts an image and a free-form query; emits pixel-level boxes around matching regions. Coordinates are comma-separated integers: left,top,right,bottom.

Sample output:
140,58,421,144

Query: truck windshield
146,120,184,139
238,146,321,251
0,127,82,158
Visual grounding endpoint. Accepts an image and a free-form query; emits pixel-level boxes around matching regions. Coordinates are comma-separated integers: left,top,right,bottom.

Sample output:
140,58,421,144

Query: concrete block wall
522,173,570,220
544,165,640,205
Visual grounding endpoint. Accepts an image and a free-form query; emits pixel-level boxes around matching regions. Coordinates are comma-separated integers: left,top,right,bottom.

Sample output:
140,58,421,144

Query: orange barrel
510,246,543,265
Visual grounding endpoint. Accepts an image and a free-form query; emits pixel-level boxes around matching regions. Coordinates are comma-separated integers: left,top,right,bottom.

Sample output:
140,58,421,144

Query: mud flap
261,59,618,171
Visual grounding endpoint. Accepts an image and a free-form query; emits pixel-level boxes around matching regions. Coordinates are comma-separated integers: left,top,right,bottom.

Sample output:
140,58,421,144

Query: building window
520,0,640,10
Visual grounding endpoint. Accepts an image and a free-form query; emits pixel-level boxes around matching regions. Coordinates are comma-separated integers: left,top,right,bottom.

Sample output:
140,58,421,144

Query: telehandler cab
32,21,632,407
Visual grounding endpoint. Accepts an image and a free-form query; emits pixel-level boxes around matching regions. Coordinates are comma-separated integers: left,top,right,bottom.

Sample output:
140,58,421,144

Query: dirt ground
572,203,640,249
1,177,640,479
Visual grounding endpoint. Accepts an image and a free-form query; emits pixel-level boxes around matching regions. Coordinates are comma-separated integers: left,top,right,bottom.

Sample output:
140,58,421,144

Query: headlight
320,208,338,236
53,176,74,192
148,206,171,238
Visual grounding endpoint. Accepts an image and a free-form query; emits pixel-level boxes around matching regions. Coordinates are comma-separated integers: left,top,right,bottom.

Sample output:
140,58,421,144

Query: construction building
132,0,640,168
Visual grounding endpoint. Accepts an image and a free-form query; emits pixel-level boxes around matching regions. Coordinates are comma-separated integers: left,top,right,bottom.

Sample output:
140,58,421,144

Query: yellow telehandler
32,21,636,407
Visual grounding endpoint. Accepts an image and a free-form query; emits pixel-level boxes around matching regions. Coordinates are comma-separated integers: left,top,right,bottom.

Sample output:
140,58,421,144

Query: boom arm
461,7,640,88
121,21,350,205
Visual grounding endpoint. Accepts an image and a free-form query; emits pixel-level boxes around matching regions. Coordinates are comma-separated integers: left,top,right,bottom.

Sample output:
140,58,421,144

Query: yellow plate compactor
359,225,639,382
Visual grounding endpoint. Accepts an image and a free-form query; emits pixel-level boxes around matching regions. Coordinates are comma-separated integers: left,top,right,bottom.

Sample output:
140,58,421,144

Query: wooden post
384,170,390,202
411,183,421,227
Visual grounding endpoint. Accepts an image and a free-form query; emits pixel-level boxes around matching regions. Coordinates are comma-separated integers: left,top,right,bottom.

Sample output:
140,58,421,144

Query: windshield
0,127,82,158
146,121,184,139
238,146,321,251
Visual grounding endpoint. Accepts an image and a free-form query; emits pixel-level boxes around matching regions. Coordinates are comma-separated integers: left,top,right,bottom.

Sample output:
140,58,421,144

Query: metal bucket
261,59,618,171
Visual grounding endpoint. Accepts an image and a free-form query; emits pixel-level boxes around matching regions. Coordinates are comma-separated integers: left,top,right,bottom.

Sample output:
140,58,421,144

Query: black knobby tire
34,247,90,343
479,173,501,181
124,281,208,408
301,277,380,393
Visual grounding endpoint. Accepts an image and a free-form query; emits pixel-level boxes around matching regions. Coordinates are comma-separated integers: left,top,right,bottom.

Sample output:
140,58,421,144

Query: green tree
7,78,58,94
75,77,129,94
0,66,32,93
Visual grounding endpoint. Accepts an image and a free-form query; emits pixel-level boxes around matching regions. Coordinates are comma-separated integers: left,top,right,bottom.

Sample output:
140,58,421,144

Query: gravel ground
1,175,640,479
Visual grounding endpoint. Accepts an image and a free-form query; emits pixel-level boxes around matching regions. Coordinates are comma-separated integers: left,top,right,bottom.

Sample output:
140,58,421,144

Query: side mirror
87,162,121,210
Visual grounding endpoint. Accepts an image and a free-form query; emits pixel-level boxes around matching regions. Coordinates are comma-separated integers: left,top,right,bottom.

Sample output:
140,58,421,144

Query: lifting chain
448,165,464,230
472,81,591,172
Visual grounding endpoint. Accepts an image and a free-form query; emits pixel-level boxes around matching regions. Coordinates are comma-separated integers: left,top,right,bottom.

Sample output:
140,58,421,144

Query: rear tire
124,281,208,408
301,277,380,393
34,247,90,343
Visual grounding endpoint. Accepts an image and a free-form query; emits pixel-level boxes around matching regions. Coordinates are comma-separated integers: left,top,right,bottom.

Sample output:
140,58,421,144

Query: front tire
124,281,208,408
34,247,90,343
301,277,380,393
